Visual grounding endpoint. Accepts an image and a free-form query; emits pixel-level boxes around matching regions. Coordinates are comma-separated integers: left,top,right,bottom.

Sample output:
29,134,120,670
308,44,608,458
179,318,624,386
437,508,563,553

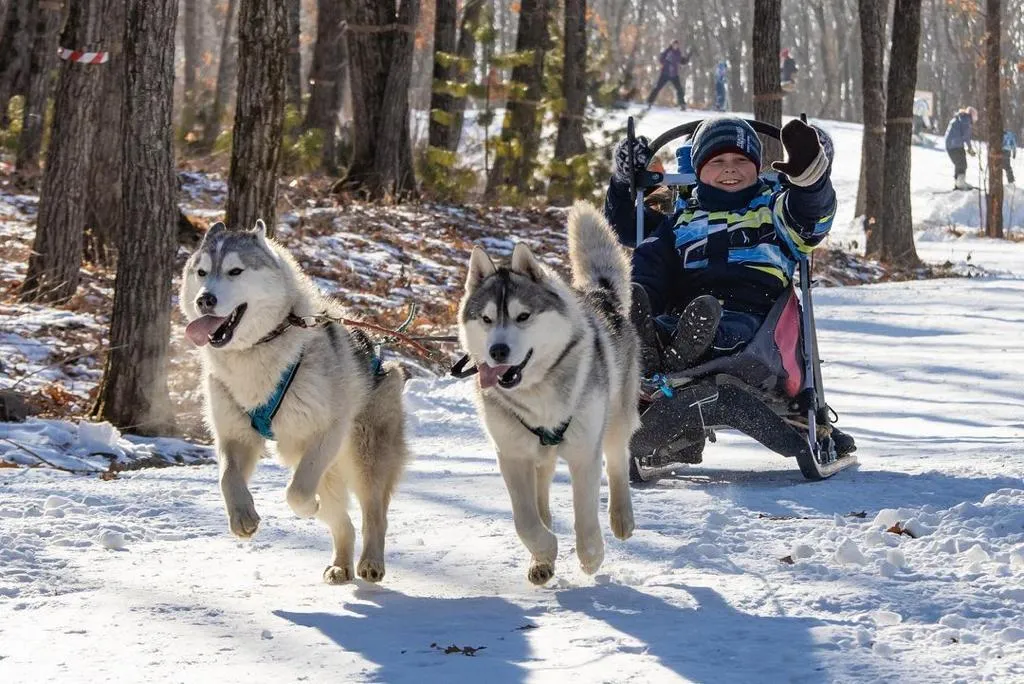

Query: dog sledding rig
449,116,858,486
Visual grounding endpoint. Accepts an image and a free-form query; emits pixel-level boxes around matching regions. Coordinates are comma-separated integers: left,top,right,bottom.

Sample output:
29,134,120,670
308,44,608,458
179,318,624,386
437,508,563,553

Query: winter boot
630,284,663,376
954,174,970,190
831,426,857,456
664,295,722,371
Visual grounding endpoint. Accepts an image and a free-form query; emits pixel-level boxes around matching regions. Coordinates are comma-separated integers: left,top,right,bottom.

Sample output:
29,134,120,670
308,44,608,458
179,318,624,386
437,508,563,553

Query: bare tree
181,0,200,139
984,0,1003,239
303,0,346,172
752,0,782,165
93,0,179,435
84,0,126,266
21,0,106,304
0,0,30,126
226,0,288,233
549,0,588,204
196,0,238,154
448,0,484,150
14,0,62,177
285,0,302,111
879,0,922,265
485,0,552,198
342,0,420,199
427,0,458,152
859,0,887,257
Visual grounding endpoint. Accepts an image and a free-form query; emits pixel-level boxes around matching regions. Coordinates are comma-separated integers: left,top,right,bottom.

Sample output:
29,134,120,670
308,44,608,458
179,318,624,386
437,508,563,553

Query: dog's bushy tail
567,201,632,311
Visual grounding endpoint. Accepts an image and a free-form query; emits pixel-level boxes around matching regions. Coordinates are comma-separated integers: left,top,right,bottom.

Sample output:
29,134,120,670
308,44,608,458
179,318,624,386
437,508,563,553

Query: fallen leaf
886,522,916,538
779,555,795,565
846,511,868,518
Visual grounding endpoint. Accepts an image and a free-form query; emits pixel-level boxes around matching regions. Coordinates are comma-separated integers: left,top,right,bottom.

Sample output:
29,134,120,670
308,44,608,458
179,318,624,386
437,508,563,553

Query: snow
1,104,1024,682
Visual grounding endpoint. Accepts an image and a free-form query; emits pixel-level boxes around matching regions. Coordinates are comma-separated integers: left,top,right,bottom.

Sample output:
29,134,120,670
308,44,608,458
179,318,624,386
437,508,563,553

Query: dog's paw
610,505,635,540
227,503,261,538
577,537,605,575
357,558,386,583
323,564,354,584
527,560,555,586
285,486,320,518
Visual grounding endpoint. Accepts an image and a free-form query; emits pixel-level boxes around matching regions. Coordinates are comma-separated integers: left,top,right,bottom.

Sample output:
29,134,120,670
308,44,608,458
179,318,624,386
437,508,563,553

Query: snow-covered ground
2,105,1024,683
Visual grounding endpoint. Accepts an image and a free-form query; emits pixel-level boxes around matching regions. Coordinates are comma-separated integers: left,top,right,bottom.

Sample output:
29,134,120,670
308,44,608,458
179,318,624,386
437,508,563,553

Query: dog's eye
481,315,492,324
197,268,207,277
516,312,531,323
228,268,244,276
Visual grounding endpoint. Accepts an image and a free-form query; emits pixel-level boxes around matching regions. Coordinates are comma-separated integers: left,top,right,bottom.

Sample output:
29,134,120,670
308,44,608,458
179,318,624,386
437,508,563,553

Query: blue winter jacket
604,174,836,316
1003,130,1018,157
944,113,973,151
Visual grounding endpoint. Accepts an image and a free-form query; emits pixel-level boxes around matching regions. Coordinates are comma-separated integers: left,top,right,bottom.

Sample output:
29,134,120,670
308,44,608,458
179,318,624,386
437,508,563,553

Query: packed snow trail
2,276,1023,684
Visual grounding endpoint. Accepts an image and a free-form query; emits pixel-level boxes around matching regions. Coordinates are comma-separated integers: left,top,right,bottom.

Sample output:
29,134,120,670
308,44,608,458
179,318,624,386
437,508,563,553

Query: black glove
771,119,827,186
612,135,653,186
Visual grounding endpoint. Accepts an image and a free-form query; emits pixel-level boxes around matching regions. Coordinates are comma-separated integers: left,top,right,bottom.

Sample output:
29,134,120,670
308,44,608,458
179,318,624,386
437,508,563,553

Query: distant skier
780,48,798,93
646,39,693,109
944,106,977,190
912,97,933,139
714,61,728,111
1002,129,1017,185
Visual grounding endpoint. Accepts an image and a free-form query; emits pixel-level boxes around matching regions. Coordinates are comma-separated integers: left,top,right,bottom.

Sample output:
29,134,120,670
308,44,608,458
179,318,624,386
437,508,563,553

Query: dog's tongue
478,363,511,389
185,315,227,346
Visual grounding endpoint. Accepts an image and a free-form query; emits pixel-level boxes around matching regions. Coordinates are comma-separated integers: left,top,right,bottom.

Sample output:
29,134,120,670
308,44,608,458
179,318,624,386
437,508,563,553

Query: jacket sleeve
603,178,669,248
631,216,683,315
773,173,836,256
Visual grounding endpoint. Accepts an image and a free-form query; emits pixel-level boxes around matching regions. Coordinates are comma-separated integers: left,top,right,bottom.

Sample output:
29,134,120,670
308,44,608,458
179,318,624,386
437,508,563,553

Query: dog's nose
196,292,217,312
489,343,510,364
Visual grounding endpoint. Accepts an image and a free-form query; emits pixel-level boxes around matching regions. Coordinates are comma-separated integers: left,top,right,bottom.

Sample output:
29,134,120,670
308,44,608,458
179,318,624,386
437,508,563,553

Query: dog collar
248,356,302,440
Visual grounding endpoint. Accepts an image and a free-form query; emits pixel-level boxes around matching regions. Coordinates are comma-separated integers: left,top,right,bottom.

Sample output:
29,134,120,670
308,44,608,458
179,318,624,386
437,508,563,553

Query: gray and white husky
458,202,640,585
179,220,409,584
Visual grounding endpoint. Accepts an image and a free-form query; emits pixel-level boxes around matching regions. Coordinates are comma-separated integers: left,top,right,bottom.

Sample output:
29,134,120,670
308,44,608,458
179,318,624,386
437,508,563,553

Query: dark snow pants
947,147,968,178
647,74,686,107
1003,157,1015,184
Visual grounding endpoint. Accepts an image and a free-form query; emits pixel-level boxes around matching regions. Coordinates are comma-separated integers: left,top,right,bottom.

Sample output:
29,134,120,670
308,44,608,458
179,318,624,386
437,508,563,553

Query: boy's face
698,152,758,191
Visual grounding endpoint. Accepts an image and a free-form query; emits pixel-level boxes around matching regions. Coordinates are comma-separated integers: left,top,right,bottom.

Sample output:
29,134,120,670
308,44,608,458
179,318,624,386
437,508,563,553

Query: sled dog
458,202,640,584
180,220,409,584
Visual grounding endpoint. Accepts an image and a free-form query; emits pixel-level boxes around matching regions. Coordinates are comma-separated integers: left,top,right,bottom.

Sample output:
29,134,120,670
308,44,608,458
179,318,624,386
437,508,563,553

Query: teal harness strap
248,357,302,440
519,416,572,447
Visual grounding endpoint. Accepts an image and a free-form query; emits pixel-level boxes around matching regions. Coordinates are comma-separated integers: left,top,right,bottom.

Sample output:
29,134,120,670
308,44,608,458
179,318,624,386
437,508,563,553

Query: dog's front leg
498,453,558,585
563,441,606,575
603,407,636,540
219,437,263,538
286,426,345,518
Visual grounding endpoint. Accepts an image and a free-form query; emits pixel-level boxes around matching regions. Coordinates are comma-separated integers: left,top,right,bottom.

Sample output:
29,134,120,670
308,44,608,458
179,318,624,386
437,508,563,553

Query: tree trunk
427,0,457,152
226,0,288,233
303,0,346,172
448,0,483,150
548,0,587,205
984,0,1003,239
84,0,125,267
92,0,179,436
181,0,199,140
196,0,238,154
484,0,552,198
0,0,31,125
879,0,922,266
285,0,302,111
342,0,420,199
14,0,62,177
752,0,782,166
21,0,105,305
811,1,841,119
859,0,886,257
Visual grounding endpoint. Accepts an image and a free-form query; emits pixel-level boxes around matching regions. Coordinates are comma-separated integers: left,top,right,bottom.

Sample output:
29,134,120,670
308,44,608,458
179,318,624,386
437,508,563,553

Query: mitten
612,135,653,186
771,119,828,187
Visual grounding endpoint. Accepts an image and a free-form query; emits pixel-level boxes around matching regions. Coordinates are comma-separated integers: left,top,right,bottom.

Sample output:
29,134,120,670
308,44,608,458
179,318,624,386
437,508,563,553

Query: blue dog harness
248,357,303,440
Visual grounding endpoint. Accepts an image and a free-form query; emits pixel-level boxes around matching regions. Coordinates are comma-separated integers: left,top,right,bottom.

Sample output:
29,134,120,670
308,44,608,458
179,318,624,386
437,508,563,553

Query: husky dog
179,220,409,584
458,202,640,585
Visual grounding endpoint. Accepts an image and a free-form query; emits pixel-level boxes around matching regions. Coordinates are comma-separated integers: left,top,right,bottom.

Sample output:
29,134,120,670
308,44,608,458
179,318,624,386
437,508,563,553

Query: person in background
714,61,728,112
944,106,977,191
1002,129,1017,185
780,48,799,93
646,39,693,110
912,96,933,138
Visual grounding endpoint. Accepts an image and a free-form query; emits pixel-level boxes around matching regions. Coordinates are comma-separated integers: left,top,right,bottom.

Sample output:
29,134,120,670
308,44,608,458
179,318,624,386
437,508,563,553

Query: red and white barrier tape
57,48,109,64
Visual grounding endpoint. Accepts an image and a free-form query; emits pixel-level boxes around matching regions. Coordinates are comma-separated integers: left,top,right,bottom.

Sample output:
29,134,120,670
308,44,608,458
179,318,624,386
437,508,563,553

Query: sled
623,115,858,484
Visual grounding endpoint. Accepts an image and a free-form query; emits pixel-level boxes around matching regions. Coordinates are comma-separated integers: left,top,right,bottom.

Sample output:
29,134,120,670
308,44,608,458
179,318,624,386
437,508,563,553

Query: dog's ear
467,246,496,291
203,221,226,241
511,242,544,282
251,219,268,240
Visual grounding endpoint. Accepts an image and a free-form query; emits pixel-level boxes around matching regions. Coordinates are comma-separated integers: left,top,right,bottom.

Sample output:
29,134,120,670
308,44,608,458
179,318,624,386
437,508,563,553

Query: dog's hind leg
563,441,606,575
219,437,264,538
498,453,558,585
286,425,346,519
535,453,557,529
316,468,356,584
603,406,636,541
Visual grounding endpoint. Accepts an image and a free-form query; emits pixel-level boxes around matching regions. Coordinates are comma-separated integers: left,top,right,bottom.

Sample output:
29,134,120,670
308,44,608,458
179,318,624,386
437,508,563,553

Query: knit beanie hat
690,116,762,174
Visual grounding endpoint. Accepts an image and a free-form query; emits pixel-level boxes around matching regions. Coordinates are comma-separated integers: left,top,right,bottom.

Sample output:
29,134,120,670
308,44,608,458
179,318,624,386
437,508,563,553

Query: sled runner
624,115,858,483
